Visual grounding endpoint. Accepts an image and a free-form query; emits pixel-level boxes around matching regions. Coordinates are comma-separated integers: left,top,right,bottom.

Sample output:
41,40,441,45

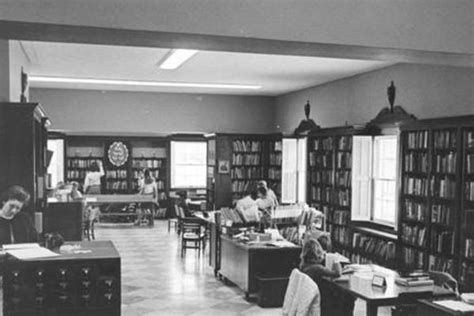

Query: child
299,238,355,316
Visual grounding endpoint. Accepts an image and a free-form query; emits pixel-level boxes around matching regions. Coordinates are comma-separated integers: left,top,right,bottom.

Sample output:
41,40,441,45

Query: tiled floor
94,220,391,316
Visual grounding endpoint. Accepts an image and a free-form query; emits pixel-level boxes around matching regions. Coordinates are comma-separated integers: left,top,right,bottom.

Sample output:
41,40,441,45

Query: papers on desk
461,293,474,304
325,252,350,269
3,243,59,260
434,300,474,312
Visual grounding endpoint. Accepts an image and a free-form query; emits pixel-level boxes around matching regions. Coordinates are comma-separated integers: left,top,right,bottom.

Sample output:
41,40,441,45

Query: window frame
170,140,207,189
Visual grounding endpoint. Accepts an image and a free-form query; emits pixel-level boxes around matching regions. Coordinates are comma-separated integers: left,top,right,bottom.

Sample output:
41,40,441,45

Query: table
85,194,158,226
219,235,301,298
418,298,474,316
327,265,455,316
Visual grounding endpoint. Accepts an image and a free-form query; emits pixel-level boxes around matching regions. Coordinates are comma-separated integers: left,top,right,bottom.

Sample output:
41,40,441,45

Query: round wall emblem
108,141,129,167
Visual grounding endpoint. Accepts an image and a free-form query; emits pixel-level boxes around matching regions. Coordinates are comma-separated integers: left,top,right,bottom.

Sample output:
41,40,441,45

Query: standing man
258,180,278,207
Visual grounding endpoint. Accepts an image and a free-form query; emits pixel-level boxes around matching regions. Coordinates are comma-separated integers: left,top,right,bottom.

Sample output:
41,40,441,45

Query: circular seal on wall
108,141,129,167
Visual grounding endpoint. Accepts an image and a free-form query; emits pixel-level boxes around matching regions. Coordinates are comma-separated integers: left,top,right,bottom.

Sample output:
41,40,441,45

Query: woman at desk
300,238,355,316
256,186,275,230
0,186,38,245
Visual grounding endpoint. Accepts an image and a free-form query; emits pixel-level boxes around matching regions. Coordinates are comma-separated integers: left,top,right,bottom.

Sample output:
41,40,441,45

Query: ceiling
21,41,394,96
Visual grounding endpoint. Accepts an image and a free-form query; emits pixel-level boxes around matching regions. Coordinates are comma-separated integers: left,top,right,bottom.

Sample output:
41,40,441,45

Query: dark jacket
0,212,39,245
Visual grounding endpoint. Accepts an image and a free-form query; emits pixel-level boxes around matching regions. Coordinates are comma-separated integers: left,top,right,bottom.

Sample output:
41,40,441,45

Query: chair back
174,205,181,218
283,268,320,316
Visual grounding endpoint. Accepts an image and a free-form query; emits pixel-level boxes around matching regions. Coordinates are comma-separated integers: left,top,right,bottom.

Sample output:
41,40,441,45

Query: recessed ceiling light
29,76,262,90
158,49,198,70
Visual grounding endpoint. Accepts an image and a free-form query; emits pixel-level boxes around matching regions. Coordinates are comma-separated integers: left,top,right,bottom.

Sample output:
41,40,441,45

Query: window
281,137,307,204
171,141,207,188
47,139,64,187
352,135,399,227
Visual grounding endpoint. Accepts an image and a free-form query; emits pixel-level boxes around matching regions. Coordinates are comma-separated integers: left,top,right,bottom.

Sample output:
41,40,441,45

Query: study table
85,194,158,227
326,264,455,316
418,298,474,316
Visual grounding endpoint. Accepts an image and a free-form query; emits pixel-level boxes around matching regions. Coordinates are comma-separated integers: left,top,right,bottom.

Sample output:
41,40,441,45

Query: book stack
395,272,434,287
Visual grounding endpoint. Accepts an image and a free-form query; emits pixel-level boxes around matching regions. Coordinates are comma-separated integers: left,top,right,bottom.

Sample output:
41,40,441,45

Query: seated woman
299,238,355,316
0,185,39,245
176,190,192,217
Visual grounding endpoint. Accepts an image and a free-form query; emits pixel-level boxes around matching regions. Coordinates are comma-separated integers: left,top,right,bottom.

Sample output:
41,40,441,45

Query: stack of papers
3,243,59,260
434,300,474,312
461,293,474,304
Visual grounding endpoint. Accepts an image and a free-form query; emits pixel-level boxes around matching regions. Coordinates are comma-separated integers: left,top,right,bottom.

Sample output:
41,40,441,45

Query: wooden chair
180,214,206,257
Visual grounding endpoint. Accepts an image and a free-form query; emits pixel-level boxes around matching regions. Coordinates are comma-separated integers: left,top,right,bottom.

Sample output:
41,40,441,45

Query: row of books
270,141,282,152
332,226,352,248
404,152,429,173
334,189,350,207
431,204,453,226
310,170,333,184
106,170,128,179
105,180,128,190
406,131,429,149
132,170,163,179
337,136,352,150
332,210,350,225
403,200,427,222
465,182,474,201
132,158,164,169
232,140,262,152
132,179,165,190
429,255,454,274
401,247,425,269
336,152,351,169
231,180,257,193
67,158,102,169
335,171,351,187
313,137,334,151
433,130,457,149
269,152,282,165
220,208,244,224
268,168,281,179
279,226,300,245
232,153,261,165
308,152,333,168
352,233,396,261
466,239,474,259
433,152,457,174
310,186,332,203
230,167,263,179
431,177,456,199
401,223,427,247
430,229,454,255
467,154,474,174
403,177,429,196
66,170,87,180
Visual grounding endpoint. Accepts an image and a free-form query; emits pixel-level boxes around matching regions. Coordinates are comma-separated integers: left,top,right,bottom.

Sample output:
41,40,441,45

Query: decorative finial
304,100,310,120
387,81,396,113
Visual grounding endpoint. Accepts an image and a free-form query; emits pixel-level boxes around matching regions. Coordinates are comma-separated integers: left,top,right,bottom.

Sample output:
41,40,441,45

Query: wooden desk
327,265,455,316
418,299,474,316
85,194,157,226
2,241,121,316
219,235,301,298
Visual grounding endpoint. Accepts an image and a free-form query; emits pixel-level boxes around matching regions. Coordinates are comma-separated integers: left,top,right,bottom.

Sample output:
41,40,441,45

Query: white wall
30,88,276,134
275,63,474,133
1,0,472,54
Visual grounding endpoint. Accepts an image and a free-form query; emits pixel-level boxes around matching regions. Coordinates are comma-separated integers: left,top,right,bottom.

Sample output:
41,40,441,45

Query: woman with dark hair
84,160,104,194
136,169,158,225
0,185,39,245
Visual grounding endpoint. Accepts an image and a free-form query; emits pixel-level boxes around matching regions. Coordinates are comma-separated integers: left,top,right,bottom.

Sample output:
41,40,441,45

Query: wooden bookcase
206,133,282,209
398,116,474,289
63,136,169,197
0,102,49,215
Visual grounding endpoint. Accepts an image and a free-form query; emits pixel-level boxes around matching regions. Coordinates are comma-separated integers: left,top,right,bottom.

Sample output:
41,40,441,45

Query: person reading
0,186,39,245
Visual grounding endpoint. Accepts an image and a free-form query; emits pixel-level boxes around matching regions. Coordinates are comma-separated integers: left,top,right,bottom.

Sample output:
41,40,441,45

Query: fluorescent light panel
29,76,261,90
159,49,198,70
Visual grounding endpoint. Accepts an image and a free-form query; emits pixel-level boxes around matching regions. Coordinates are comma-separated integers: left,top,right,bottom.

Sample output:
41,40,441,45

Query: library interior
0,1,473,315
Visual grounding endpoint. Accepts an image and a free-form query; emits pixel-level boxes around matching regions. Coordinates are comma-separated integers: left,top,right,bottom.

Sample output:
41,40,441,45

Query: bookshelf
231,138,264,200
399,116,474,288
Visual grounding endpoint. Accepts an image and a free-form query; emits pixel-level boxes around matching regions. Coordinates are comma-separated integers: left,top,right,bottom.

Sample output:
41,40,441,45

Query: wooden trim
0,20,472,67
400,115,474,131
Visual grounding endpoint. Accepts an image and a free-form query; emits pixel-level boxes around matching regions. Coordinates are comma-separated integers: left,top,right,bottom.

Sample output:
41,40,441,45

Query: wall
30,88,276,134
0,39,9,101
1,0,473,54
275,63,474,133
9,40,30,102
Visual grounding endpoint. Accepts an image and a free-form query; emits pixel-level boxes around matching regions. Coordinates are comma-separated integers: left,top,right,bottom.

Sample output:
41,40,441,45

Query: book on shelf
232,153,261,165
269,152,282,165
132,158,164,169
466,239,474,259
429,255,454,274
467,154,474,174
404,200,426,222
271,140,282,152
431,176,456,199
336,152,351,169
430,229,454,255
232,140,262,152
395,277,434,287
314,137,334,151
431,204,453,226
402,246,425,269
337,136,351,150
406,131,428,149
401,224,427,247
404,152,428,173
467,131,474,149
433,152,457,174
433,130,457,149
231,167,262,179
403,176,429,196
466,182,474,201
335,171,351,187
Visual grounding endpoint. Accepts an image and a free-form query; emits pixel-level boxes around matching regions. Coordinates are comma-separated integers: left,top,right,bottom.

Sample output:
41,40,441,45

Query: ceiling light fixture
29,76,262,90
158,49,198,70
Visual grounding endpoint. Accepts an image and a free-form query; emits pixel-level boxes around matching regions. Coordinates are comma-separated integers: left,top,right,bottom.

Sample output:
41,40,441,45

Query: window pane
171,141,207,188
